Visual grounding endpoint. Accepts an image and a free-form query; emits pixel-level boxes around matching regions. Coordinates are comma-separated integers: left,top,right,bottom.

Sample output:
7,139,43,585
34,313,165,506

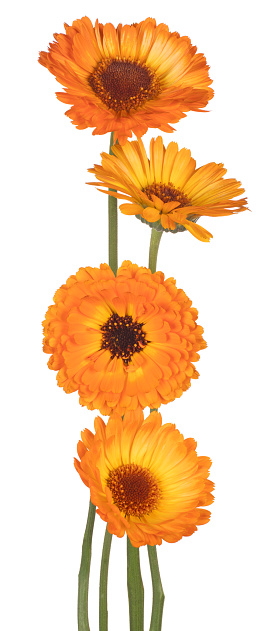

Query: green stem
127,537,144,631
99,527,113,631
149,228,162,415
147,546,165,631
147,228,164,630
148,228,163,274
78,501,96,631
108,131,118,275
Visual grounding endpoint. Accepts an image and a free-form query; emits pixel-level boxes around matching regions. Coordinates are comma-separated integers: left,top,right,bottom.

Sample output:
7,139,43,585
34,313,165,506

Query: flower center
107,463,160,517
100,313,148,365
143,182,190,208
88,59,161,113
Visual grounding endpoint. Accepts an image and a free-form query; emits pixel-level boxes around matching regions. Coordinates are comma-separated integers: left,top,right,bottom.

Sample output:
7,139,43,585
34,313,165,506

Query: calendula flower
38,17,213,145
43,261,206,415
89,136,248,241
75,410,214,547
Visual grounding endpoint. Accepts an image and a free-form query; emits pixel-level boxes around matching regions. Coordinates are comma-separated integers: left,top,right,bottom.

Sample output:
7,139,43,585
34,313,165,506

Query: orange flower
75,410,214,547
38,17,213,145
89,136,248,240
43,261,206,415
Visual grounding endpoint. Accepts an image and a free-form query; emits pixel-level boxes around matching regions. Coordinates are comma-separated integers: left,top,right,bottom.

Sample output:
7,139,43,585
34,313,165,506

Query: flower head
39,18,213,144
75,410,214,547
43,261,206,415
89,136,248,240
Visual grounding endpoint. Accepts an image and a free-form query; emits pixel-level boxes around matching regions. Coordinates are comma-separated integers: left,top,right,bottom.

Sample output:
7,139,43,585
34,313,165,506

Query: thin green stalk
108,131,118,275
99,527,113,631
149,228,162,416
127,537,144,631
148,228,163,274
147,546,165,631
78,501,96,631
147,227,164,630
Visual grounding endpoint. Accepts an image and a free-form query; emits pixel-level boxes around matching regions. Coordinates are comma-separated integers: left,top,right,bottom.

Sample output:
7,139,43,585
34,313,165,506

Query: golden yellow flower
75,410,214,547
89,136,248,240
38,17,213,144
43,261,206,415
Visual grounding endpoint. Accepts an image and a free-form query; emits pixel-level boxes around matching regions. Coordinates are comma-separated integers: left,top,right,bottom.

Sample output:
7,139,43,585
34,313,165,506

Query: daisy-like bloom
89,136,248,241
43,261,206,416
38,17,213,145
75,410,214,547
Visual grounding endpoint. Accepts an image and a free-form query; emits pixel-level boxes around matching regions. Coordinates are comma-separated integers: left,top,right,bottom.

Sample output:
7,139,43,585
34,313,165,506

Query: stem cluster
77,132,165,631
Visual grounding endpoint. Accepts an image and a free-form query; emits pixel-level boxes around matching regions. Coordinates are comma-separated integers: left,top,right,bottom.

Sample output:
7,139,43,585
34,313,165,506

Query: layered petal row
89,136,248,240
75,410,214,547
39,17,213,144
43,261,206,415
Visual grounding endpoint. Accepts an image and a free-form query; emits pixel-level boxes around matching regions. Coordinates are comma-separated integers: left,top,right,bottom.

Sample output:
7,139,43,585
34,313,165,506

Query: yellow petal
182,219,213,242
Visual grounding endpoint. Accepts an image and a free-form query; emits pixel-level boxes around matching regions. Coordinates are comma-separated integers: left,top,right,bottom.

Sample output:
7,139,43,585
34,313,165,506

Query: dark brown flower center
100,313,148,365
143,182,190,208
88,59,161,113
107,463,160,516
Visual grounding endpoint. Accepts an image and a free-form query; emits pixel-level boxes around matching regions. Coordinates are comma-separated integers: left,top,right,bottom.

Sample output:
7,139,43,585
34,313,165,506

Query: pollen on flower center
100,313,148,365
88,59,161,113
107,463,161,517
143,182,190,208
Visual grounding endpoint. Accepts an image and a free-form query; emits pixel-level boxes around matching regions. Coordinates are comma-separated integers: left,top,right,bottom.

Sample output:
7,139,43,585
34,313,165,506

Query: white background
1,1,273,629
